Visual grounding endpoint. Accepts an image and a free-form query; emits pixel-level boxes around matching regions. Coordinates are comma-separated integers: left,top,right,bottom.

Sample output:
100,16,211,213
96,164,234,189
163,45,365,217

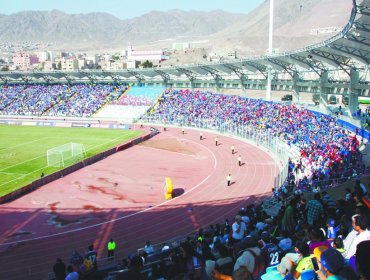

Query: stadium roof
0,0,369,84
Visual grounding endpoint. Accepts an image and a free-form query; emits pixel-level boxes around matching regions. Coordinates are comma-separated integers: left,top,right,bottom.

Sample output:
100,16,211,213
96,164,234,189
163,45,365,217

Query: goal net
47,143,86,167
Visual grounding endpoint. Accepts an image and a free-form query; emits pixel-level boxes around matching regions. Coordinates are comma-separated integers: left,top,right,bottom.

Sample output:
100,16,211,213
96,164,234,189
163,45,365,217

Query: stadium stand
0,84,127,118
2,0,370,276
145,89,365,193
94,86,165,122
40,87,368,280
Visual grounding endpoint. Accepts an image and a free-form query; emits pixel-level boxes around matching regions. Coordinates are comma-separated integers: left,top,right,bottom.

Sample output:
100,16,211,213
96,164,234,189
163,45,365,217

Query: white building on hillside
126,45,168,62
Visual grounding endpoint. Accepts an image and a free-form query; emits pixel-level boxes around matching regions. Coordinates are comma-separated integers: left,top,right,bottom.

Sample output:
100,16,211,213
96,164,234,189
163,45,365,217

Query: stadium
0,0,370,280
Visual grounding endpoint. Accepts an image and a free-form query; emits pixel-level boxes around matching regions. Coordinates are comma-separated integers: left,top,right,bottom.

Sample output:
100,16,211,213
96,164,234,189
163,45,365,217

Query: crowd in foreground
148,89,365,191
2,85,368,279
52,173,370,280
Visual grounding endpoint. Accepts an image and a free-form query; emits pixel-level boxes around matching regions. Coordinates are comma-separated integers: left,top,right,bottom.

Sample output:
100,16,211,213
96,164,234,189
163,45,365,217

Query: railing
141,115,296,190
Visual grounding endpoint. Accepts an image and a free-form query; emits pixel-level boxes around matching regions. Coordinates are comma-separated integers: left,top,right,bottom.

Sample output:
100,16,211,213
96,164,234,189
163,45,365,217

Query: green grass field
0,125,142,197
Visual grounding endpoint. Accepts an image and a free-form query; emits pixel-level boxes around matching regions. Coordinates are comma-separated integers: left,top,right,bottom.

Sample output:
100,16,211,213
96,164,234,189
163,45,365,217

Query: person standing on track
107,239,116,260
215,136,219,146
238,155,242,166
200,132,203,140
182,128,185,134
227,174,231,187
231,145,235,154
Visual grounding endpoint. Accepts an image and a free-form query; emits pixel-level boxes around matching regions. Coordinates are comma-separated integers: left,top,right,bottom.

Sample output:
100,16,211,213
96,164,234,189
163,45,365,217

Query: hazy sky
0,0,265,19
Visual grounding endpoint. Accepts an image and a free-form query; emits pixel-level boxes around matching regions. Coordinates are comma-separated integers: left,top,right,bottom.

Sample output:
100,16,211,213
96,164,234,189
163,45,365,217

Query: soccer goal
47,143,86,167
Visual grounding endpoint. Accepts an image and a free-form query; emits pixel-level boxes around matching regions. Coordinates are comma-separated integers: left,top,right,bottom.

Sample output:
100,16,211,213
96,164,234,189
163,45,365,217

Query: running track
0,126,280,279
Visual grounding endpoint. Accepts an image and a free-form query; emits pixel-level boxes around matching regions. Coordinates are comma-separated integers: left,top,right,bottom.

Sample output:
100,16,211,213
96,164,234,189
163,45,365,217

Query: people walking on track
227,174,231,186
107,239,116,260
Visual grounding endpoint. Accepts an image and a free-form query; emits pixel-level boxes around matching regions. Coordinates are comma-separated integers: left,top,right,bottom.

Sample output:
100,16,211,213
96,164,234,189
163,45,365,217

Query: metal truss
177,68,198,83
198,65,222,85
154,69,171,85
223,64,248,82
127,70,145,83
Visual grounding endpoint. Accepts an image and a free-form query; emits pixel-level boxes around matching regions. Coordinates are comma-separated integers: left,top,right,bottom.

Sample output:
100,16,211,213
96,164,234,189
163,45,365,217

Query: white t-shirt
343,229,370,259
232,221,247,240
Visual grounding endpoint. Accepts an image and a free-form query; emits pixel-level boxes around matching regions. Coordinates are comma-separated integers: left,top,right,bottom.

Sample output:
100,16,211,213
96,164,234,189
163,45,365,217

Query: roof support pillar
350,68,360,115
320,70,329,103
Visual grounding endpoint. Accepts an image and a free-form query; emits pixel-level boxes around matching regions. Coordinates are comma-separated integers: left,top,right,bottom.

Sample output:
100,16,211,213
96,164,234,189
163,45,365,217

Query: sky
0,0,265,19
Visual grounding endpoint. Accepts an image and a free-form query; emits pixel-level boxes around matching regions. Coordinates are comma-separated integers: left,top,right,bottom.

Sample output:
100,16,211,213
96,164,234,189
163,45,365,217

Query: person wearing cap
315,248,345,280
343,214,370,259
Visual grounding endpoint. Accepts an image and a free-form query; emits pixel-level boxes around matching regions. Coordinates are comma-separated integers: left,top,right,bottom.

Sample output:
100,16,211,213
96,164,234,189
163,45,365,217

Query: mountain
207,0,352,56
0,10,245,50
0,0,353,57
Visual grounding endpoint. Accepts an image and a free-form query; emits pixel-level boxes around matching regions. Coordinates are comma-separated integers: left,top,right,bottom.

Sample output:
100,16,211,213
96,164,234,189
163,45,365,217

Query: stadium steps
262,197,282,217
142,89,166,117
114,86,130,104
42,90,78,116
92,89,123,116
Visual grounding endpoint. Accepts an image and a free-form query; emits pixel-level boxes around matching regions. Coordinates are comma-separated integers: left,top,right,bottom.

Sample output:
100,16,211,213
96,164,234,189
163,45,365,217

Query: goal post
47,143,86,167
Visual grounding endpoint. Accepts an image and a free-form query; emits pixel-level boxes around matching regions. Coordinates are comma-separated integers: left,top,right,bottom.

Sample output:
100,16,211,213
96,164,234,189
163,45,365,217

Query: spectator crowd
0,84,127,117
1,85,369,279
148,89,365,192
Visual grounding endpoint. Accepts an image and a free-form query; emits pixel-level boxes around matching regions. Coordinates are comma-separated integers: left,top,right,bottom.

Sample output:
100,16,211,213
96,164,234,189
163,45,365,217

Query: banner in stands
22,121,37,126
71,123,91,128
36,121,54,126
308,109,370,141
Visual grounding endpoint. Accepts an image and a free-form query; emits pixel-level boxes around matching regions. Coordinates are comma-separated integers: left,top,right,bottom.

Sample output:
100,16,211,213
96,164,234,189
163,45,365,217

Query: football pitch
0,125,142,197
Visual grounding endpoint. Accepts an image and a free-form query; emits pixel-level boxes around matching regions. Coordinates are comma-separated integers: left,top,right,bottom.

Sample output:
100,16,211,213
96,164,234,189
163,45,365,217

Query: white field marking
243,162,278,165
0,174,212,246
0,132,137,173
0,134,137,187
0,137,50,151
0,171,27,176
0,135,218,246
136,145,197,158
184,138,218,169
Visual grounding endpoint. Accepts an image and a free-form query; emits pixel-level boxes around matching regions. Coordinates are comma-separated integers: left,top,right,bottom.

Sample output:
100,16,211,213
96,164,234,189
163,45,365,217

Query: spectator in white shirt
343,214,370,259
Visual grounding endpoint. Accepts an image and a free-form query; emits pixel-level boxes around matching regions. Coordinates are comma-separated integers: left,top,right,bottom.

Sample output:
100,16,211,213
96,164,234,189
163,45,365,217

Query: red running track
0,126,281,280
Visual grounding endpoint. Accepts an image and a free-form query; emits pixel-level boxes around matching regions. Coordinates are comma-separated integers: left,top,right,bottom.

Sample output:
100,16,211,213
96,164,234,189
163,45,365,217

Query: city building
61,58,78,71
126,45,168,62
12,52,39,70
